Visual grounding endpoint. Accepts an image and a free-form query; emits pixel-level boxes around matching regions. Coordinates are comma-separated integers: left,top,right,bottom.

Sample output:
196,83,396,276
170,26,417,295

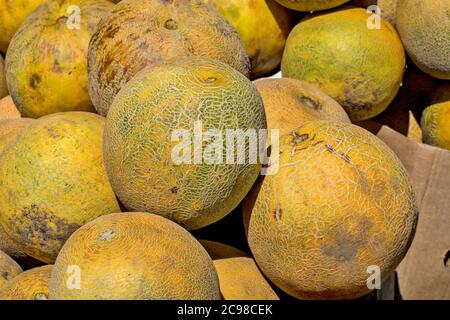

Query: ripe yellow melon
103,57,266,230
88,0,250,116
0,112,120,263
421,101,450,150
0,96,21,120
254,78,350,137
49,212,221,300
0,0,47,53
214,257,279,300
396,0,450,80
282,7,405,121
274,0,349,11
244,121,418,300
0,265,52,300
0,56,7,99
5,0,114,118
199,240,249,260
0,250,23,290
205,0,294,79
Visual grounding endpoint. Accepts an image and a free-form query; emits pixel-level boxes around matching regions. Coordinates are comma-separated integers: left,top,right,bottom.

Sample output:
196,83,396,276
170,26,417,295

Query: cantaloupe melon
0,96,21,120
282,7,405,121
0,250,22,290
0,56,7,99
5,0,114,118
244,121,418,299
0,0,47,53
88,0,250,116
254,78,350,137
103,57,266,230
421,101,450,150
396,0,450,80
214,257,279,300
274,0,349,11
0,112,120,263
49,212,221,300
199,240,249,260
0,265,52,300
205,0,294,79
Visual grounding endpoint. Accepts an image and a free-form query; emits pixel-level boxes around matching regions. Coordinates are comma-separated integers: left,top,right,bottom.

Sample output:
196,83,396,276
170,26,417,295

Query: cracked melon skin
204,0,294,79
88,0,250,117
49,212,221,300
396,0,450,80
214,257,279,300
0,112,120,263
281,8,405,122
0,265,52,300
254,78,350,137
0,250,23,290
103,57,266,231
274,0,349,11
5,0,114,118
0,0,47,53
244,121,418,300
421,101,450,151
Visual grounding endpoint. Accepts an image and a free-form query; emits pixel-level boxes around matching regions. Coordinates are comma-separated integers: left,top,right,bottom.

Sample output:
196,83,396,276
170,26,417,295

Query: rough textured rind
199,240,249,260
88,0,250,116
244,121,418,300
214,257,279,300
254,78,350,137
421,101,450,150
205,0,294,79
49,212,221,300
0,250,23,290
396,0,450,80
0,265,52,300
0,112,120,263
274,0,349,11
103,57,266,230
0,0,47,53
5,0,114,118
0,57,7,99
281,8,405,121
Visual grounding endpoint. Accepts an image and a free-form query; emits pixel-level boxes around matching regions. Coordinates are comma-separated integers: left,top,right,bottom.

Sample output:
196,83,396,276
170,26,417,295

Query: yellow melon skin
88,0,250,117
199,240,249,260
244,121,418,300
396,0,450,80
0,250,23,290
205,0,294,79
274,0,349,11
49,212,221,300
254,78,350,137
281,8,405,122
214,257,279,300
0,265,52,300
0,0,47,53
0,96,21,120
0,112,120,264
0,56,7,99
5,0,114,118
421,102,450,151
104,57,266,231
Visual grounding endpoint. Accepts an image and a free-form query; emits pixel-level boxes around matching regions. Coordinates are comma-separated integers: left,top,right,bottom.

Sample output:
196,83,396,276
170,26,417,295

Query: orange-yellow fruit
396,0,450,80
244,121,418,300
49,212,221,300
199,240,249,260
0,96,21,120
0,56,8,98
0,112,120,263
421,101,450,150
0,265,52,300
0,0,47,53
0,250,23,290
282,8,405,121
274,0,349,11
254,78,350,137
214,257,279,300
88,0,250,116
103,57,266,230
205,0,294,79
5,0,114,118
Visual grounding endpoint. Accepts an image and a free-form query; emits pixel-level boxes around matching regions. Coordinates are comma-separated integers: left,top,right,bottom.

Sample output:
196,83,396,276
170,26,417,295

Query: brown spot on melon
0,265,52,300
0,250,23,290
